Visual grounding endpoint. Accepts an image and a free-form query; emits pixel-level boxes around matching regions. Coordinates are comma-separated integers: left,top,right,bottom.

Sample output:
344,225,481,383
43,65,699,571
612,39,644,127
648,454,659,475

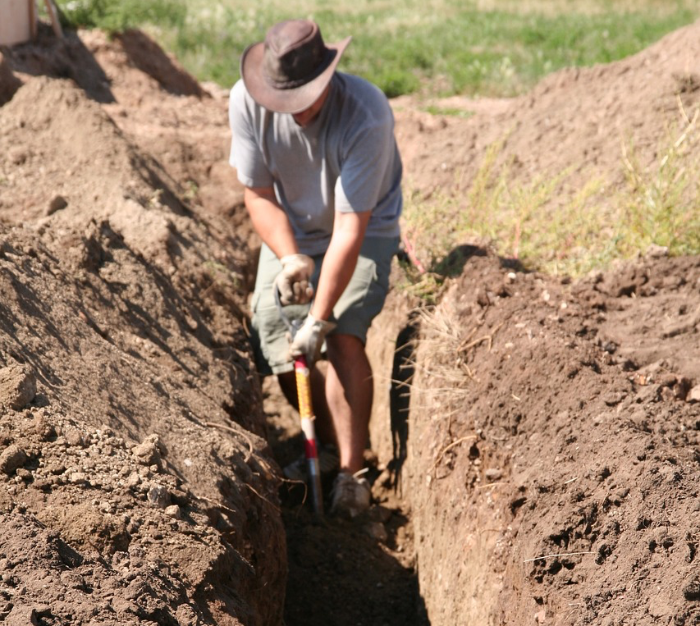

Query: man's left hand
290,314,336,364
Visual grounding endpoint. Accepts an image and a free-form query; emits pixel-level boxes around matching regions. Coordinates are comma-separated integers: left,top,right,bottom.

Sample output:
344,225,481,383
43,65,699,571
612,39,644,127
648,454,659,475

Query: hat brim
241,36,352,114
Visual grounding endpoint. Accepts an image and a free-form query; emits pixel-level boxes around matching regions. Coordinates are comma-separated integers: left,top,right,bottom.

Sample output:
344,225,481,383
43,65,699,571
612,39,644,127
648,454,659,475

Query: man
229,19,402,517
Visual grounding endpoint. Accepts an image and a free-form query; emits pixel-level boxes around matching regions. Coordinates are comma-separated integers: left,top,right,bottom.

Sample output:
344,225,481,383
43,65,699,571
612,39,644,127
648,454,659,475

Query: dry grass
407,303,484,425
399,99,700,296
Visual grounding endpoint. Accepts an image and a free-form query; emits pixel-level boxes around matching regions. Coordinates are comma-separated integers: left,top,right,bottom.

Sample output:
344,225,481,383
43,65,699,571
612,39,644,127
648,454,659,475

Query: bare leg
277,368,337,447
324,334,373,475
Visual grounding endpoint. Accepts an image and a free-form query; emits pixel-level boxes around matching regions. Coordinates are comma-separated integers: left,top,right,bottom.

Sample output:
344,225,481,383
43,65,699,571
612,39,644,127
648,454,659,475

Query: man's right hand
289,314,336,364
274,254,315,305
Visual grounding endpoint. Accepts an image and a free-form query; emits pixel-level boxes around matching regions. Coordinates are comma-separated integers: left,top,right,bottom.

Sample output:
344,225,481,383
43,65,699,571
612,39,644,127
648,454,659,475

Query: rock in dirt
684,577,700,601
63,427,85,448
147,483,171,508
687,385,700,403
0,444,28,475
165,503,181,518
364,521,389,542
30,414,56,441
485,468,503,482
132,433,162,466
0,364,36,410
5,606,40,626
47,194,68,215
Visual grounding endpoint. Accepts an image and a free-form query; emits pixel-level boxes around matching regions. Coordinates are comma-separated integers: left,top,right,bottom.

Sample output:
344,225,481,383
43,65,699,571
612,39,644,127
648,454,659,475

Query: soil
0,18,698,626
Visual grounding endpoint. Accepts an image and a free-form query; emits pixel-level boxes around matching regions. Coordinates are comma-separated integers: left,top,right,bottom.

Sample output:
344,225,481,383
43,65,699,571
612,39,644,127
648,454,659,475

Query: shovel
292,354,324,514
274,288,324,515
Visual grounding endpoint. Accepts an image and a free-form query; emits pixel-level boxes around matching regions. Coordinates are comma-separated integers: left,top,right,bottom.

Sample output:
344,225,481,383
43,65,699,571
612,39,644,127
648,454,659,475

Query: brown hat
240,20,351,114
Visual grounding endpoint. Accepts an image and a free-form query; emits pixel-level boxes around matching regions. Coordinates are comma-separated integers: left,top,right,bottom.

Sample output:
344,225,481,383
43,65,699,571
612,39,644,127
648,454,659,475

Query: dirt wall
0,31,285,626
405,252,700,625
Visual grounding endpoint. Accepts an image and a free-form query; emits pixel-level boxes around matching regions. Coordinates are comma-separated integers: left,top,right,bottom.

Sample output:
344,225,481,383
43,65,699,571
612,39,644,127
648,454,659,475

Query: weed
399,101,700,298
617,108,700,257
183,180,199,203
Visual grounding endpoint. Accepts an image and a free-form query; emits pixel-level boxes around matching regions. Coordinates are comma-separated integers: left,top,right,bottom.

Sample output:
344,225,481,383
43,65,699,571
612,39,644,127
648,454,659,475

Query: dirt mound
366,20,700,626
393,18,700,200
0,30,283,626
398,251,699,625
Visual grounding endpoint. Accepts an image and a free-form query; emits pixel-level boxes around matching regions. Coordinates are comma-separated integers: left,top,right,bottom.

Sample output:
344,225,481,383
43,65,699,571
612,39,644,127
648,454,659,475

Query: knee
326,334,371,373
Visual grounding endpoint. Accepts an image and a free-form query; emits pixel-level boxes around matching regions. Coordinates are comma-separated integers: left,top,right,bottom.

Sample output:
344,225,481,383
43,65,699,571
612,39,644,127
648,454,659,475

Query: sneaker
283,444,339,482
330,470,371,518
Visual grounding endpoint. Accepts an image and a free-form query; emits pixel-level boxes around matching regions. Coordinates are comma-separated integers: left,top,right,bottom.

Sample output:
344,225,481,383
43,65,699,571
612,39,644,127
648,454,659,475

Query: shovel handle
294,356,323,514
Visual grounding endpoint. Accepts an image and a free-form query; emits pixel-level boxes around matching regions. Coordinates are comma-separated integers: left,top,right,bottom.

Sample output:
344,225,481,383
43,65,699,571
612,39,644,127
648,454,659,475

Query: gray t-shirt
229,72,402,256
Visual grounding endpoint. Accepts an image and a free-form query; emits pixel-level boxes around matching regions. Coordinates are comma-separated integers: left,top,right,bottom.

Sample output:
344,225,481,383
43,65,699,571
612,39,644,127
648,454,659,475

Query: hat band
263,48,335,91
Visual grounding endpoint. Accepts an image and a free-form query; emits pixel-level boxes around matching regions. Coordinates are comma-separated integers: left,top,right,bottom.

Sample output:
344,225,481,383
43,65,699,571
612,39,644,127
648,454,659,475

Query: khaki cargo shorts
250,236,399,376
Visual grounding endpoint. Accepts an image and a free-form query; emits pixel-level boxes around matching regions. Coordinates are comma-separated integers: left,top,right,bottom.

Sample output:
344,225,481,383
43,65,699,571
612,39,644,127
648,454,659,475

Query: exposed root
431,435,477,474
476,482,509,490
193,494,238,516
524,551,596,563
245,483,281,513
205,420,255,463
458,322,504,353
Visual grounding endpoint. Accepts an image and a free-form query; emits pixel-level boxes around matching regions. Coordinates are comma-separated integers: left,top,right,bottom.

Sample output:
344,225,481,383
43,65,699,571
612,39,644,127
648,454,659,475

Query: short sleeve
335,115,397,214
228,80,274,189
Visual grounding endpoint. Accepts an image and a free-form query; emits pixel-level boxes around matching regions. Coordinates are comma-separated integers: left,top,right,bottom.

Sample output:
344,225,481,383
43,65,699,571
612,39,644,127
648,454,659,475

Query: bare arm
244,186,298,258
311,210,371,321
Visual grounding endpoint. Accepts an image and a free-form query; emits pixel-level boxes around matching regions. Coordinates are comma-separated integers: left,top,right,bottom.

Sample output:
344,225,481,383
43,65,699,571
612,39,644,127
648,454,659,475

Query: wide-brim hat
241,19,351,114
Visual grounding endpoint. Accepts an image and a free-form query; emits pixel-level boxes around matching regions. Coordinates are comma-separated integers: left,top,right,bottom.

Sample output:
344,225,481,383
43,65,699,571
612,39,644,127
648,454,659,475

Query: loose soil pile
0,18,698,626
0,27,283,626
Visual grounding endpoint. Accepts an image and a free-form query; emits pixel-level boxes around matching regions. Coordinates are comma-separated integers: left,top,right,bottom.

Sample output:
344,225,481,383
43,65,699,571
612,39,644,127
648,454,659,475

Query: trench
260,312,430,626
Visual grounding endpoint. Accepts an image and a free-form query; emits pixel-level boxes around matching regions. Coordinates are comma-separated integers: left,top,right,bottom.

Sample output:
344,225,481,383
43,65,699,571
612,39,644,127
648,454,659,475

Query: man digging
228,19,403,517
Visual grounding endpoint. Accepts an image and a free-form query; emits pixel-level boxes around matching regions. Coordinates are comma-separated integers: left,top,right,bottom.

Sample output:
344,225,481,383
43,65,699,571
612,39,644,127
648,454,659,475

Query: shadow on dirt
116,29,206,98
388,311,419,487
282,502,430,626
2,25,116,103
265,381,430,625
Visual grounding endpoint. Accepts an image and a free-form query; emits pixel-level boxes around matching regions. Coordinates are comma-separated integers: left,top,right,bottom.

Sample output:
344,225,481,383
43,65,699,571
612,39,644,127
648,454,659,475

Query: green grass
56,0,700,98
54,0,186,33
422,106,474,119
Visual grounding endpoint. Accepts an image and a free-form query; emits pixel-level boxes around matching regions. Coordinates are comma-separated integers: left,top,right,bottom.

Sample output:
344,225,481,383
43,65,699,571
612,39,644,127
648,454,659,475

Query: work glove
290,314,336,364
274,254,315,305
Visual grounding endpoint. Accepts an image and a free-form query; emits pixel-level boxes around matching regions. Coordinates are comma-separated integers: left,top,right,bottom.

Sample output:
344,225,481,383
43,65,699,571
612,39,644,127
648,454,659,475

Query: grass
422,106,474,119
55,0,700,98
617,111,700,258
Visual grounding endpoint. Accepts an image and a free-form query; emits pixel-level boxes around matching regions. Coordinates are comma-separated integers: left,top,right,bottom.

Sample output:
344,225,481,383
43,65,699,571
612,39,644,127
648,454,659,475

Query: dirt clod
0,444,27,475
0,364,36,410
